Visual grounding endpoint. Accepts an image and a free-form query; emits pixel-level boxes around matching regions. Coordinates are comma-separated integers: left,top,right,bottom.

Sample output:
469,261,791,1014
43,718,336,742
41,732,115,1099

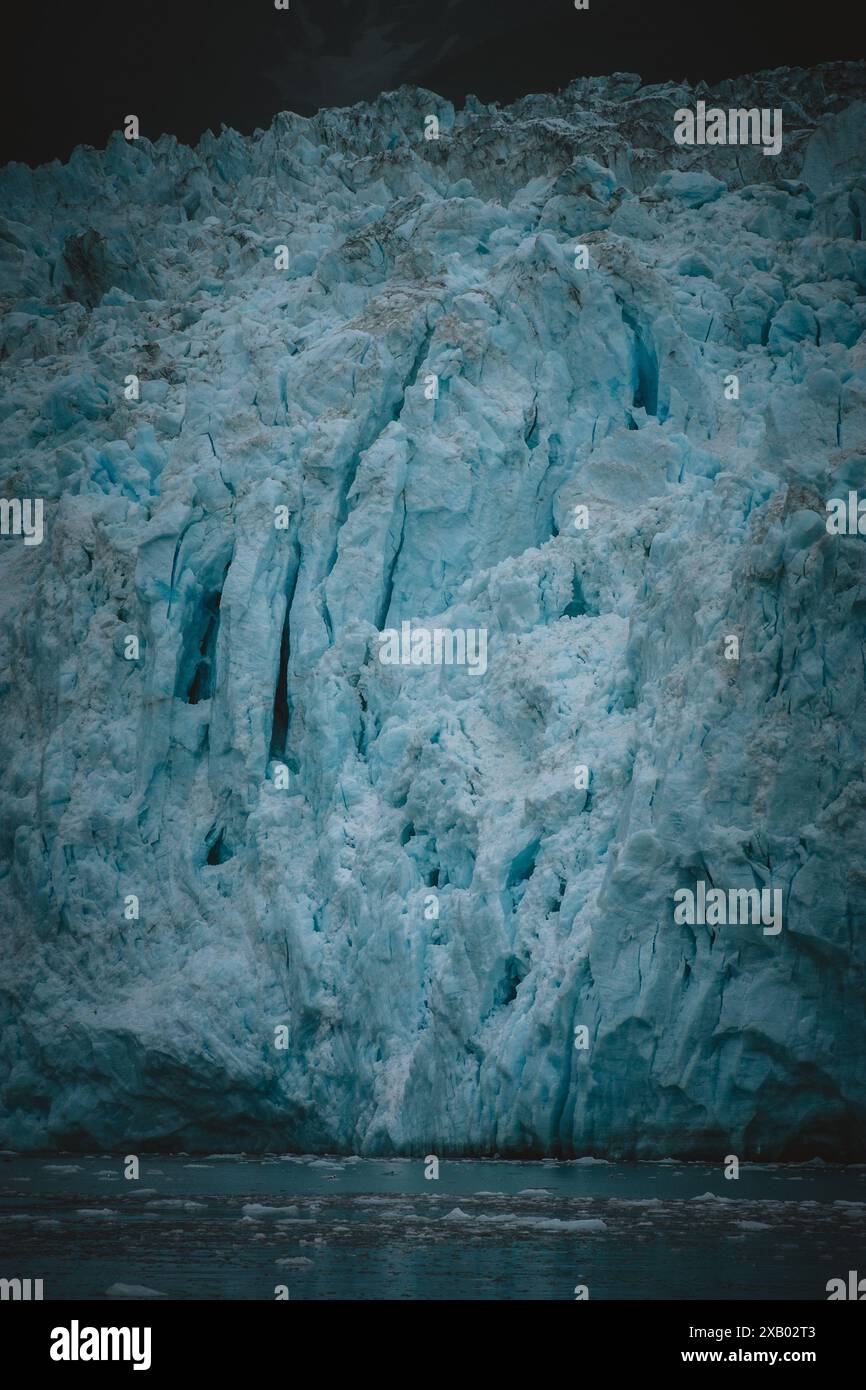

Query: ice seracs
0,62,864,1159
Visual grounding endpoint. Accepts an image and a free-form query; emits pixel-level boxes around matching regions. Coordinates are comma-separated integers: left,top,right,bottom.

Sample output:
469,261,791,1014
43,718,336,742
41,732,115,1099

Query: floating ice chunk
242,1203,301,1216
106,1284,167,1299
144,1200,206,1211
530,1217,607,1232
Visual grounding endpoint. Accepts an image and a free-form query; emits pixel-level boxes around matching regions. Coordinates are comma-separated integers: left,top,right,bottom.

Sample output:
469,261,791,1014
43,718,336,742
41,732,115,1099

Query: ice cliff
1,63,865,1157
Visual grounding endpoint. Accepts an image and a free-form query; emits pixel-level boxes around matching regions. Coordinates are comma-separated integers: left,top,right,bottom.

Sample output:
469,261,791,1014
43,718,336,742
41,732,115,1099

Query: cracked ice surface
0,64,865,1155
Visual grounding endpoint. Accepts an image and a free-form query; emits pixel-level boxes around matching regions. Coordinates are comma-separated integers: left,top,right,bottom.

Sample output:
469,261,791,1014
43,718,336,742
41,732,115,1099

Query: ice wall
0,63,865,1155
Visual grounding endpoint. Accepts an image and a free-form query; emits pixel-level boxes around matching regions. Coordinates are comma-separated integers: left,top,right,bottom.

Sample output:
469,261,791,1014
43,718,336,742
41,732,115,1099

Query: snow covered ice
0,63,864,1157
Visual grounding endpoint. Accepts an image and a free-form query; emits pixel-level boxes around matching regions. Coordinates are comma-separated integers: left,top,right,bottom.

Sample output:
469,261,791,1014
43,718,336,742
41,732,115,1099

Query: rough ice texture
1,64,865,1157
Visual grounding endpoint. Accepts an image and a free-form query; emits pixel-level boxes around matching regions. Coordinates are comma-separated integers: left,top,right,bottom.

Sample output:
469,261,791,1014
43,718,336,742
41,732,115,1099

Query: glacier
0,62,865,1158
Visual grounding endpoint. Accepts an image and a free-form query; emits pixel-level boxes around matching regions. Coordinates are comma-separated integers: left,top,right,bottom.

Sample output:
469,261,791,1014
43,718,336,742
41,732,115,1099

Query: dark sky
2,0,861,168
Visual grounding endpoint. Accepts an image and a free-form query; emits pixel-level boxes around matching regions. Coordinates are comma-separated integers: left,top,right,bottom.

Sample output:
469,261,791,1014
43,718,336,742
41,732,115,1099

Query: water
2,1154,864,1300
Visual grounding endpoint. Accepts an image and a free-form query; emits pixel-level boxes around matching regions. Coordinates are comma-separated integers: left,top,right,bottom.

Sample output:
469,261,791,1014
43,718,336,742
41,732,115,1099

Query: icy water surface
2,1155,864,1300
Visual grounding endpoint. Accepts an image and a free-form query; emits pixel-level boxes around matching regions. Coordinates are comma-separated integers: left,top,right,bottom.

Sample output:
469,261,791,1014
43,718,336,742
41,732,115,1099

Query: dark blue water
2,1153,864,1300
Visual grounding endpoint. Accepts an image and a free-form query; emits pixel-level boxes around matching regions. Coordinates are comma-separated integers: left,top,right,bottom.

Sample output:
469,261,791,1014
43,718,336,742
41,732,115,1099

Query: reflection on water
2,1153,864,1300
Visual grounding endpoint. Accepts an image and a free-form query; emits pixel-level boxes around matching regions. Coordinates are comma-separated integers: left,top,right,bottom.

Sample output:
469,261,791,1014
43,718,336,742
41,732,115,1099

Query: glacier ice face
0,63,865,1157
